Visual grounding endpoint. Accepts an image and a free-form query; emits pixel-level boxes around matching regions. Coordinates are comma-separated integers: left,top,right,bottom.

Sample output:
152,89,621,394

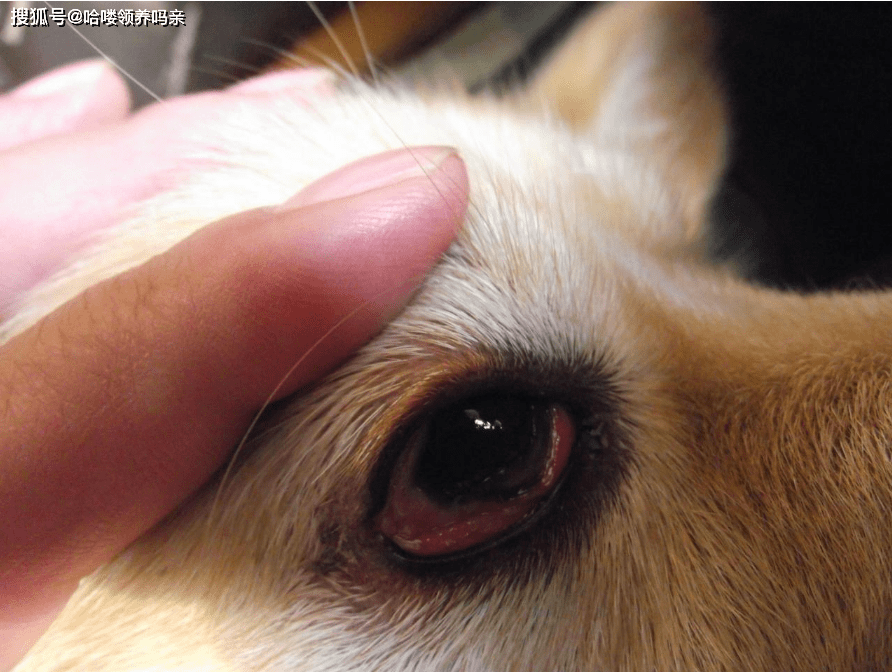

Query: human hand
0,61,468,668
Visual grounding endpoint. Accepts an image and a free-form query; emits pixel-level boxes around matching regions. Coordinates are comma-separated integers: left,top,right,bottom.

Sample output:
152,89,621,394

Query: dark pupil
414,396,546,505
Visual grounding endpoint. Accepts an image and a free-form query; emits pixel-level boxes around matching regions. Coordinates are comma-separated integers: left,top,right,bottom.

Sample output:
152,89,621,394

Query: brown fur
8,3,892,670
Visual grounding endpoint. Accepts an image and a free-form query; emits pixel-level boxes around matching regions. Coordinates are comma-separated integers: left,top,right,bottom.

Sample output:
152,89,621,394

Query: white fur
8,80,675,672
9,6,892,671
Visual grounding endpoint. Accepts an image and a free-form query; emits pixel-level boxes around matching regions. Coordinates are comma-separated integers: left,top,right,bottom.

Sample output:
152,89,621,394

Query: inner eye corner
370,390,579,563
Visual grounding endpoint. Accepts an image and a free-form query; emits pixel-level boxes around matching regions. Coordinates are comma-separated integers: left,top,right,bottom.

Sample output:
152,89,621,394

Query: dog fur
6,4,892,670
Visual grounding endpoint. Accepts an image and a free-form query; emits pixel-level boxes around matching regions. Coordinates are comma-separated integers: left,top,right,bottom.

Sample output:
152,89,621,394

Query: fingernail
281,146,459,210
10,59,112,99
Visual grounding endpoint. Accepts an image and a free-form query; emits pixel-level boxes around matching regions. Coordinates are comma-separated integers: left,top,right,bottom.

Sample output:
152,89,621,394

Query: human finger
0,59,131,152
0,146,467,666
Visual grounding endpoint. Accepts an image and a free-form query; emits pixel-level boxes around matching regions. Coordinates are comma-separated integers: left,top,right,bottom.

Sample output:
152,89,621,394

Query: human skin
0,61,468,668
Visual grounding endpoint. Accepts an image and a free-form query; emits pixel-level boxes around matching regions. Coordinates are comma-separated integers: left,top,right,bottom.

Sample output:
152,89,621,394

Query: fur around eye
9,3,892,671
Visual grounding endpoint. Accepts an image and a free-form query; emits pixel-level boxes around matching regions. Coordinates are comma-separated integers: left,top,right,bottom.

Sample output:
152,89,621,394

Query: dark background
708,4,892,290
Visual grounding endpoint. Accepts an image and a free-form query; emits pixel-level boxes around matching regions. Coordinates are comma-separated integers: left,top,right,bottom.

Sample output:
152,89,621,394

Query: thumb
0,147,467,664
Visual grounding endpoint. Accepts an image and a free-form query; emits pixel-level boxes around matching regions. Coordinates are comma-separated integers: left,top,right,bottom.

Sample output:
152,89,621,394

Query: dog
6,3,892,670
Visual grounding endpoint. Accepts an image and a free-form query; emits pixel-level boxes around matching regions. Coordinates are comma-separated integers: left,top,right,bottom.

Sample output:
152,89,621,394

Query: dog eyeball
376,396,575,558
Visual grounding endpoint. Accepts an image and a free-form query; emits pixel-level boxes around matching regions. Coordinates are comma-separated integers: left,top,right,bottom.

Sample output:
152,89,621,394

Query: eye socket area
375,395,576,559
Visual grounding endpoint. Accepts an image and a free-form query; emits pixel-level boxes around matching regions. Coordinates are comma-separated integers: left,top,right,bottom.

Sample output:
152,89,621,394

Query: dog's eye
376,396,575,558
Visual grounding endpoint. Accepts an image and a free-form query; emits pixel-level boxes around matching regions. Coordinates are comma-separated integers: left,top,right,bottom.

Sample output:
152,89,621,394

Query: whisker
273,52,319,71
204,120,484,543
202,53,265,77
305,1,360,79
203,271,431,539
347,0,378,85
238,36,297,61
42,0,163,103
243,34,352,78
235,37,321,72
347,81,489,241
197,5,483,540
237,36,284,54
288,42,354,80
188,65,243,86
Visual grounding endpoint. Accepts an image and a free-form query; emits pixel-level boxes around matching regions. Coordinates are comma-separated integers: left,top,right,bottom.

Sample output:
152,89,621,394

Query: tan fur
6,3,892,671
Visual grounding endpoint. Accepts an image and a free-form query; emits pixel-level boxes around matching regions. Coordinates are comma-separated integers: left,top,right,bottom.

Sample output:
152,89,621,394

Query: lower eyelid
375,399,575,559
